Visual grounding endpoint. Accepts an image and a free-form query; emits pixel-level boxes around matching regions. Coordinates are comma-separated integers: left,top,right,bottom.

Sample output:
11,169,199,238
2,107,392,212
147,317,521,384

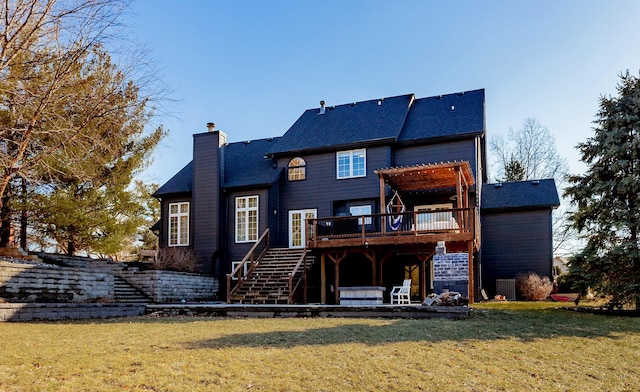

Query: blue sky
127,1,640,186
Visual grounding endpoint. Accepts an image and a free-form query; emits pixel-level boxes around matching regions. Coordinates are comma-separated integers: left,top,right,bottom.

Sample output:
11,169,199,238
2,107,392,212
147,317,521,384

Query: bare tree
490,118,569,184
489,117,576,255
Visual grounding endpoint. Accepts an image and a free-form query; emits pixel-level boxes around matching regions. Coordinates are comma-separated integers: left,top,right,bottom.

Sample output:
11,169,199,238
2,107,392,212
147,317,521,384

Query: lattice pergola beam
375,161,475,192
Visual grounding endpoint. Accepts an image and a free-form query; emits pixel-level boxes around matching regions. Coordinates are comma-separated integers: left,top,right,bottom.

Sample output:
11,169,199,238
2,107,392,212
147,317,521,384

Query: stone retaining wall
0,303,145,322
0,261,113,303
120,270,218,302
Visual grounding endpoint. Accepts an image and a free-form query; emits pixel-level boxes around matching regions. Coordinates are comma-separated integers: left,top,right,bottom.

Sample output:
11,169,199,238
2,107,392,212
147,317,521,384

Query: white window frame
336,149,366,179
236,195,259,243
230,261,251,280
349,205,372,225
416,203,453,223
168,202,189,246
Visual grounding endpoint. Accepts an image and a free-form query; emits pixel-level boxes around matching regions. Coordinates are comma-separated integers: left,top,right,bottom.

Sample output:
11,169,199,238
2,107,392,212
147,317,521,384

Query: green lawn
1,302,638,391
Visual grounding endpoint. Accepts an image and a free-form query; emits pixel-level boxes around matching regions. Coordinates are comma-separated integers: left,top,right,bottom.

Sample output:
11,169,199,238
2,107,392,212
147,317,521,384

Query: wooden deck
308,208,476,249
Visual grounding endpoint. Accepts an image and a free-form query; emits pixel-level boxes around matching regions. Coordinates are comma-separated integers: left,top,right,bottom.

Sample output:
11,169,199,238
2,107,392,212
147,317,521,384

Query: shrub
154,247,200,273
516,272,553,301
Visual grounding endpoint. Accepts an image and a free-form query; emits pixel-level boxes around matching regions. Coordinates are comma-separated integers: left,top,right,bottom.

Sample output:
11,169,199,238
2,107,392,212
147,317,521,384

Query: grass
1,302,639,391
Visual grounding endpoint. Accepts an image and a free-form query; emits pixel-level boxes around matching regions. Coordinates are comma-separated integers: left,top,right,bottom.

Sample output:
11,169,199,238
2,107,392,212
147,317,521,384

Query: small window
288,157,306,181
337,149,366,179
168,202,189,246
236,195,259,243
416,203,453,224
349,205,372,225
231,261,250,280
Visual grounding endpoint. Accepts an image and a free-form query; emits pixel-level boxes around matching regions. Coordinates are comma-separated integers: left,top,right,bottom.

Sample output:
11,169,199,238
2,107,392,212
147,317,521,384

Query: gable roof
153,160,193,197
268,94,414,156
268,89,485,157
224,138,282,189
398,89,485,142
153,138,282,198
481,179,560,211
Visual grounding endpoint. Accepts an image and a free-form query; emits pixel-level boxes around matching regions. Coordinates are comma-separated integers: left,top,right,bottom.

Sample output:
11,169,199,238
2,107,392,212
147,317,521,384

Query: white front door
289,209,317,248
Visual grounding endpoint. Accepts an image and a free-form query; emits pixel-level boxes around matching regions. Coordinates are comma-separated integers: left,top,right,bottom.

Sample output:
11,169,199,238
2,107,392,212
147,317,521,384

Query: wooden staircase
228,248,313,304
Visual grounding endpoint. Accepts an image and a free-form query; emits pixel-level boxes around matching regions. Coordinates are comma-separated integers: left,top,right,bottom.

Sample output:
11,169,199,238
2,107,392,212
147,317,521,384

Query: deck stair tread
229,248,314,304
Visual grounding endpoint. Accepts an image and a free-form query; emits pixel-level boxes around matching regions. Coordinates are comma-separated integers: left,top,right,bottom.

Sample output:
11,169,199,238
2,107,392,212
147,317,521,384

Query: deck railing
308,208,475,247
226,228,270,302
288,249,308,304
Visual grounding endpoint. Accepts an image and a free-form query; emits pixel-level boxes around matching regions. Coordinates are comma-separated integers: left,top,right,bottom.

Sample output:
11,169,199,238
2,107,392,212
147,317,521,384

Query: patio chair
390,279,411,304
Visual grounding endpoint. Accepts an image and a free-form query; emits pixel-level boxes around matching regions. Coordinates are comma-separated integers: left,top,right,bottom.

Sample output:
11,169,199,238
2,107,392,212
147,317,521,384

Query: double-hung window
336,149,366,179
168,202,189,246
236,195,259,243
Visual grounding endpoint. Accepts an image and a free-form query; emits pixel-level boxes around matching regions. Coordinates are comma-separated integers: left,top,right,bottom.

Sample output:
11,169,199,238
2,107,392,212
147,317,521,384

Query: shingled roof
224,138,282,189
398,89,485,142
268,94,414,156
481,179,560,211
153,161,193,197
156,89,486,195
153,138,282,197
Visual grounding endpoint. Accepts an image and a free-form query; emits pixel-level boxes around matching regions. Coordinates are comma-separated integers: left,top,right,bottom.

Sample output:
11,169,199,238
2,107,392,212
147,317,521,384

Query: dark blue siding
226,188,270,262
394,138,478,177
192,132,223,272
159,195,192,248
274,146,391,246
481,209,554,297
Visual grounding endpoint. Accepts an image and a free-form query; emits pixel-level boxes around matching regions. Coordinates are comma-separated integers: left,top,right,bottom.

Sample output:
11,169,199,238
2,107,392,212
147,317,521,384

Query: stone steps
113,276,151,303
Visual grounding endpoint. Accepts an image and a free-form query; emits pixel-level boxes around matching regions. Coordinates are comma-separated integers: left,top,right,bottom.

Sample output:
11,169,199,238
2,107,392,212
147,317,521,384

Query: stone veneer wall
0,261,113,303
433,252,469,296
120,270,219,303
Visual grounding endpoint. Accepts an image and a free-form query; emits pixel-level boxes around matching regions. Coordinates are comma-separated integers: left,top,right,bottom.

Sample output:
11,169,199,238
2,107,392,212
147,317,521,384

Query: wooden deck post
468,240,474,304
420,258,426,301
379,174,386,235
320,253,326,304
335,261,340,304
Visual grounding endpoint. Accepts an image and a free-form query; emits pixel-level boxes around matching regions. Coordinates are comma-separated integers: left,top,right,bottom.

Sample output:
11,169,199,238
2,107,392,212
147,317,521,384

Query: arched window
288,157,306,181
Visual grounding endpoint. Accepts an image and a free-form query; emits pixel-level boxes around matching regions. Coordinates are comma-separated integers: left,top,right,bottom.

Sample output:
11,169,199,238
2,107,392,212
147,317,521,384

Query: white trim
289,209,317,248
336,149,366,179
168,202,189,246
231,261,250,280
415,203,453,223
349,205,372,225
235,195,259,243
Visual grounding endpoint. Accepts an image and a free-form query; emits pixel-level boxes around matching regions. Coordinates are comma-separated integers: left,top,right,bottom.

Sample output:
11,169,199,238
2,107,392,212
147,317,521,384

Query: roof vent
495,183,503,188
206,122,215,132
318,100,326,115
451,105,455,111
532,180,540,185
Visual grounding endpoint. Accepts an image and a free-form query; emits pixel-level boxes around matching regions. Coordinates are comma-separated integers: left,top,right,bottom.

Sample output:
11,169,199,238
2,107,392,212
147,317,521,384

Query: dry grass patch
1,302,639,391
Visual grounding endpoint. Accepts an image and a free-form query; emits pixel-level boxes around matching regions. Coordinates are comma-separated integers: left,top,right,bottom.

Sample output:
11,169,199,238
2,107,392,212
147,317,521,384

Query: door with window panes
289,209,317,248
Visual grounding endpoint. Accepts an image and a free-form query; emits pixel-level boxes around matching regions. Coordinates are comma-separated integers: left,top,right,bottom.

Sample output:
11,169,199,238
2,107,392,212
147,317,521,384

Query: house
153,89,560,303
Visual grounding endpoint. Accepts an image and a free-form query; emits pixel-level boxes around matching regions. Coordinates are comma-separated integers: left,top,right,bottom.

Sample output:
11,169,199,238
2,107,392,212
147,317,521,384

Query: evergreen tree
565,71,640,310
503,155,525,182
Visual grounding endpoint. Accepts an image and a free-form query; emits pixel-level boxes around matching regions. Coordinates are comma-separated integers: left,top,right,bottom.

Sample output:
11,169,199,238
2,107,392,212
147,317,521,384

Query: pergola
314,161,478,304
375,161,475,224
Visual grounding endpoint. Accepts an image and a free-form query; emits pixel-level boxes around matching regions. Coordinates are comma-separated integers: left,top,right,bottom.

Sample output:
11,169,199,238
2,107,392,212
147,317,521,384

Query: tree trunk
0,189,11,247
20,177,27,250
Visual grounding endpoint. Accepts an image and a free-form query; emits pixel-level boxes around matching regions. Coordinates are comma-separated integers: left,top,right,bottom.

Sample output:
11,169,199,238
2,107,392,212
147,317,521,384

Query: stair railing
227,228,270,303
288,249,309,304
